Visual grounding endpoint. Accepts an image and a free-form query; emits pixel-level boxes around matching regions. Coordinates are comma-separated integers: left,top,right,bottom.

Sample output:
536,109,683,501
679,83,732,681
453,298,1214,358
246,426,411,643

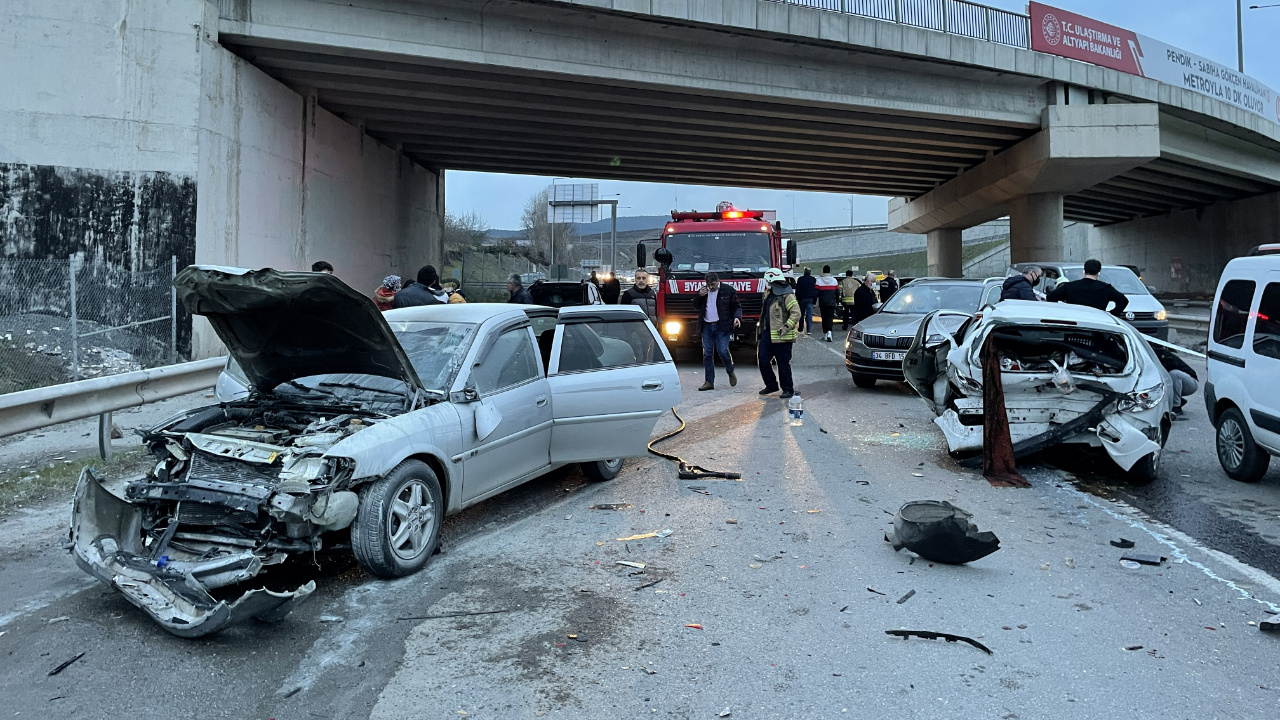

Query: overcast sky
446,1,1280,231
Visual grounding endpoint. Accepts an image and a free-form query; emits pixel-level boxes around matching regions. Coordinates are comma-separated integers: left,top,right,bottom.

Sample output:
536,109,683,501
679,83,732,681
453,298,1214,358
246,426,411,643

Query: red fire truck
638,203,796,347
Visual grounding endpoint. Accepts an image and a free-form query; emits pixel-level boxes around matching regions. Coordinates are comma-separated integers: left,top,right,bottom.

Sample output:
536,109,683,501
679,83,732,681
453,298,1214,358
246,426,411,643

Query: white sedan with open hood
903,300,1175,482
69,267,680,636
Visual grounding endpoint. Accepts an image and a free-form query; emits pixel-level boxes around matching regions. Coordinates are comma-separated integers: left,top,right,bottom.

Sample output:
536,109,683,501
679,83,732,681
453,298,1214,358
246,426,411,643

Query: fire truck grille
663,292,764,319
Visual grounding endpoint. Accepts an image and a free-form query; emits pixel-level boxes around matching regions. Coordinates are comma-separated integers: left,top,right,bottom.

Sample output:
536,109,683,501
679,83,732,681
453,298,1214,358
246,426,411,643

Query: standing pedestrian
507,273,534,304
583,276,604,305
1047,259,1129,314
758,268,801,399
601,272,622,304
1000,266,1042,301
795,267,817,335
880,270,900,302
311,260,334,274
621,269,658,324
444,280,467,303
394,265,449,307
373,275,401,311
839,270,859,329
815,265,839,342
693,272,741,391
853,272,878,323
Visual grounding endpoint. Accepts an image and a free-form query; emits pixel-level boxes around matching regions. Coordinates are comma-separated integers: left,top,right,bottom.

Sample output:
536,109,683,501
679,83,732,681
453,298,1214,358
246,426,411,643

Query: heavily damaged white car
70,267,680,636
903,300,1175,482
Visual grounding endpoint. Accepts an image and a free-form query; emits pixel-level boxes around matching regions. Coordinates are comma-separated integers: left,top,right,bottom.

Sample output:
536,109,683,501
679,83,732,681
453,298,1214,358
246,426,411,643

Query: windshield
665,232,772,273
881,282,984,314
1063,267,1149,294
387,320,478,395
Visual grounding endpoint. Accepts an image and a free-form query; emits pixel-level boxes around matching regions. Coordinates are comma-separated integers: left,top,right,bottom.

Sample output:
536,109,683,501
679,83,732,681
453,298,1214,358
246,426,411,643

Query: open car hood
175,266,422,393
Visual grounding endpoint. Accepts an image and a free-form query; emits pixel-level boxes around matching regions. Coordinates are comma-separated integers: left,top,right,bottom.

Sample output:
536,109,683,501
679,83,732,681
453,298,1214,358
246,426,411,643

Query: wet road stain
1039,447,1280,580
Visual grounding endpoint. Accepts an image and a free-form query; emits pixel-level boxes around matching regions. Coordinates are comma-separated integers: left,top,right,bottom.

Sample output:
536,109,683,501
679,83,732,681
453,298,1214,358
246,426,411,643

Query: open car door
904,310,973,414
547,307,680,463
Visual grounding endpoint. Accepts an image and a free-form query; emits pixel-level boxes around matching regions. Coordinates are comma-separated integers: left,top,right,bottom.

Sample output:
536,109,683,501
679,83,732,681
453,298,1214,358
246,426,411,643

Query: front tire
852,373,877,389
1216,408,1270,483
581,458,623,481
351,460,443,578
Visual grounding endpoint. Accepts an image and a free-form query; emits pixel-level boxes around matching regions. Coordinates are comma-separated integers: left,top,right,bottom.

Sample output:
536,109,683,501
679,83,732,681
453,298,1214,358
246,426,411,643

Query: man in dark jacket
879,270,900,302
1047,259,1129,315
620,270,658,323
693,272,742,391
601,272,622,304
795,267,818,335
1000,266,1042,302
394,265,449,307
506,273,533,304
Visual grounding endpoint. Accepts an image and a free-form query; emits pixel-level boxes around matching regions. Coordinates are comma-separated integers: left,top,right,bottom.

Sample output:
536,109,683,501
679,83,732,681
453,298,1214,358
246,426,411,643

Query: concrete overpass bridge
215,0,1280,277
6,0,1279,357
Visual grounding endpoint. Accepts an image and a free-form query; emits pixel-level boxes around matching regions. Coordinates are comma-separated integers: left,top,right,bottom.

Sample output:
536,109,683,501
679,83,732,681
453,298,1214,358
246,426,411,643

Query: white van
1205,256,1280,482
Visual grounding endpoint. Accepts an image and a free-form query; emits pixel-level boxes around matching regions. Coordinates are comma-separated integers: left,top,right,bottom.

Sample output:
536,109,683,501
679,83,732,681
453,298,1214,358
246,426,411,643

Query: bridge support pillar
1008,193,1064,265
926,229,963,277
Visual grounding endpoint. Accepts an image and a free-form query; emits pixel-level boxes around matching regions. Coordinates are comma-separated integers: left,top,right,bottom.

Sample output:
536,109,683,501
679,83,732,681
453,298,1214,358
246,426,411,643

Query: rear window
558,321,664,373
1214,279,1256,349
1253,283,1280,360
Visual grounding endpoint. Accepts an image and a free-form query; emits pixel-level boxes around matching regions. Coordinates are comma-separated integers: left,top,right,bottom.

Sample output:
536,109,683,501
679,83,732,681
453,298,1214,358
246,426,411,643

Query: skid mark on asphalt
1057,481,1280,613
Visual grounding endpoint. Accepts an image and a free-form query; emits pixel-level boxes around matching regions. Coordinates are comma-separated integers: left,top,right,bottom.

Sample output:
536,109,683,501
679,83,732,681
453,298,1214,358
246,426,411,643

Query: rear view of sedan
845,278,1002,387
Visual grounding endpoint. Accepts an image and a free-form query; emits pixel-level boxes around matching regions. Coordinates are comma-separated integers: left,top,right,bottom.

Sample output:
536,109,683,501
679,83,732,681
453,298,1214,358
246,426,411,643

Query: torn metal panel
69,468,314,637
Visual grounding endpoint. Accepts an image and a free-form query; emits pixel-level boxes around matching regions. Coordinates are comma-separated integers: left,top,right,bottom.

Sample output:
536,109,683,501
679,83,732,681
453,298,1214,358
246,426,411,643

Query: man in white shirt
693,272,742,391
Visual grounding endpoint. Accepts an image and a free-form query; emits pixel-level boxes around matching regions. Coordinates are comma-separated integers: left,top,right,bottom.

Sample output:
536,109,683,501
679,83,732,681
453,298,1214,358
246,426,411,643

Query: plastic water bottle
788,392,804,426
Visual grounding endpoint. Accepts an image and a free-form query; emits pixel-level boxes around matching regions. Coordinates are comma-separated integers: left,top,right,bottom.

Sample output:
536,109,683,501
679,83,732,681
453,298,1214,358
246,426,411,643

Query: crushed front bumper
69,468,314,637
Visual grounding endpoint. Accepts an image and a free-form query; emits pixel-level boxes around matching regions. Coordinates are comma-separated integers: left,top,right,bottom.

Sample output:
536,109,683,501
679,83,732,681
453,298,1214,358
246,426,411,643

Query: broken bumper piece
70,468,314,637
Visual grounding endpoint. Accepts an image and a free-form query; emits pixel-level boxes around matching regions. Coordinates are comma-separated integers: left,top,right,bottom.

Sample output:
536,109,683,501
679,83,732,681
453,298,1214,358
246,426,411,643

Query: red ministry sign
1029,2,1142,75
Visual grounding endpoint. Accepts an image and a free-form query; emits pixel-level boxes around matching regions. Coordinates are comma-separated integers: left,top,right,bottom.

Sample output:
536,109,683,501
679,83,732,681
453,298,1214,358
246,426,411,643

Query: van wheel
1216,408,1270,483
852,373,877,389
582,458,623,481
351,460,443,578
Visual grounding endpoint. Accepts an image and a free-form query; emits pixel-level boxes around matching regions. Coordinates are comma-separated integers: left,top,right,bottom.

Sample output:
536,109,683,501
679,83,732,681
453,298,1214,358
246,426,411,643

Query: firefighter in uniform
758,268,801,399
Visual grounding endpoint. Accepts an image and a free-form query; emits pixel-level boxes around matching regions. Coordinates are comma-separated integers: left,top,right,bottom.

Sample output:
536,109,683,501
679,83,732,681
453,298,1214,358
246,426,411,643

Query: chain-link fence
444,249,547,303
0,257,181,394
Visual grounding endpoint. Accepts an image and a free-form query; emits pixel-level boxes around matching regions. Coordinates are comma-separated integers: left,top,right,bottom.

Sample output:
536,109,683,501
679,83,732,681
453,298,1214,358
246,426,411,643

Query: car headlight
1118,383,1165,412
848,328,862,341
1154,309,1167,321
664,321,682,336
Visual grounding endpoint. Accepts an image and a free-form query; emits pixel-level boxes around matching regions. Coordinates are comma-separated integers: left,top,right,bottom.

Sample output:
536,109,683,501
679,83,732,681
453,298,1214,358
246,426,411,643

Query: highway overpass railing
772,0,1031,48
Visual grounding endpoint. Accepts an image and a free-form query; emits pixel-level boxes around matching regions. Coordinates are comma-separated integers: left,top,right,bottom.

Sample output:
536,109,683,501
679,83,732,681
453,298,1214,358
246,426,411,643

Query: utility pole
1237,0,1245,72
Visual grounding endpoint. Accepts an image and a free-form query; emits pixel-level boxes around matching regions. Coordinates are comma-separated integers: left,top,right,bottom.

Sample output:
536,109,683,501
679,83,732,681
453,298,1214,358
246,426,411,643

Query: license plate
872,351,906,361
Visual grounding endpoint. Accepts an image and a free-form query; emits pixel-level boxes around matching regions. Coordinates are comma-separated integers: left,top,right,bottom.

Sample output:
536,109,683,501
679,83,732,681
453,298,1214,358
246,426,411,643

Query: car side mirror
786,239,798,266
1145,284,1158,294
452,380,480,404
872,302,882,312
654,247,673,267
636,242,647,265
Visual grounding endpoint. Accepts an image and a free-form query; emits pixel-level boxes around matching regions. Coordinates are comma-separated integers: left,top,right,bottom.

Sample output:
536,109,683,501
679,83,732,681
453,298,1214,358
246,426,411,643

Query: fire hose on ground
646,407,742,480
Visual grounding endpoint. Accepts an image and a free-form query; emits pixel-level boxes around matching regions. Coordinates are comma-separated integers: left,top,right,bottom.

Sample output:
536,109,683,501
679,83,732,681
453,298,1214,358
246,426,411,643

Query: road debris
866,587,887,596
1110,538,1136,549
1125,645,1144,651
896,590,916,604
911,472,924,477
685,623,703,630
590,503,632,511
806,509,821,514
725,519,738,524
317,615,344,623
47,652,86,677
1064,558,1075,569
1119,560,1142,569
397,610,510,621
46,616,70,624
1260,618,1280,632
283,687,303,698
618,532,658,541
635,578,665,591
885,629,992,655
718,708,732,717
616,561,647,569
1121,553,1166,566
886,500,1000,564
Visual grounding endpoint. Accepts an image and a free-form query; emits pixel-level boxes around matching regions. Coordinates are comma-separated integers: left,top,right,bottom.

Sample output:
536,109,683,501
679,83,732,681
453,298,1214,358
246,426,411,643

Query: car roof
383,303,529,324
985,300,1128,330
1012,262,1132,272
1223,255,1280,275
901,277,997,285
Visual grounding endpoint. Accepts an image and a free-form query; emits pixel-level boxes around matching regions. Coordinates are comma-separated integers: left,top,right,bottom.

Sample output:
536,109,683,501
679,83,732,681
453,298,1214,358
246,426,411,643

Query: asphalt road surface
1,334,1278,719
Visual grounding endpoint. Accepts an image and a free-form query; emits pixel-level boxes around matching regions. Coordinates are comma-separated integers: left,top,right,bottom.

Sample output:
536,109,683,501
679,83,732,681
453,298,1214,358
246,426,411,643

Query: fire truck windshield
664,232,772,274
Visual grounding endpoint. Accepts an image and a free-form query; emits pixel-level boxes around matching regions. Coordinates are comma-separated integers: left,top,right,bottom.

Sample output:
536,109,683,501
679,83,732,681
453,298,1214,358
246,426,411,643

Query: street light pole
1238,0,1245,72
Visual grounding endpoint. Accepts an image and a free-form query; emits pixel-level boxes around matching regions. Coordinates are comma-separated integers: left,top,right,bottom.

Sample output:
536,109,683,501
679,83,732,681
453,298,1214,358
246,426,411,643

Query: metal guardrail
1167,313,1209,341
0,356,227,440
772,0,1031,48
